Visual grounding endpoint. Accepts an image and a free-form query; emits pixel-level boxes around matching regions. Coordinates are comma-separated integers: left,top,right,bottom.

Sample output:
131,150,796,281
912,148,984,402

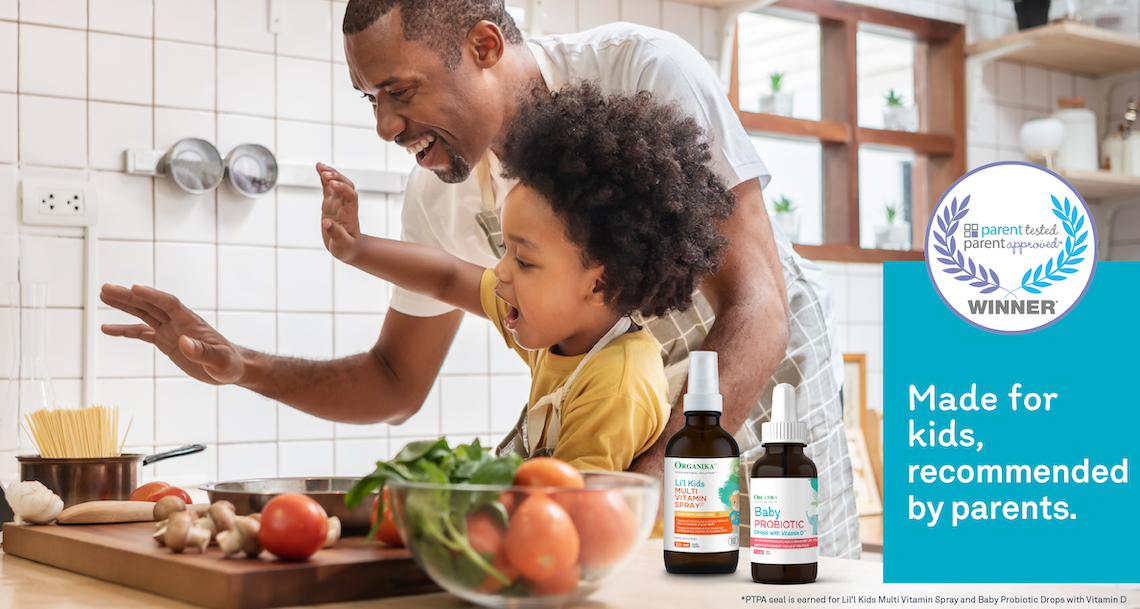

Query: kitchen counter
2,539,1135,609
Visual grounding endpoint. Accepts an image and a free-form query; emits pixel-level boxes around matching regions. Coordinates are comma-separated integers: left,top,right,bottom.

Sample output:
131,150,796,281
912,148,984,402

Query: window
731,0,966,262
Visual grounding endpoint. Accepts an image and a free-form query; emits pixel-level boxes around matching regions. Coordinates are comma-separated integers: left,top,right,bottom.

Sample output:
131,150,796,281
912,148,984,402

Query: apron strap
525,316,633,455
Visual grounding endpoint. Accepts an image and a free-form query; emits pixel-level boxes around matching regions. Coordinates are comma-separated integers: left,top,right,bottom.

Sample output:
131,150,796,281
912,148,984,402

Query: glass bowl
388,471,660,609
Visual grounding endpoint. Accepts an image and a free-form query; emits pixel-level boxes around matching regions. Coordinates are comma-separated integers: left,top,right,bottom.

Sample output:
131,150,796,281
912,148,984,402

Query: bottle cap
682,351,722,413
761,383,807,445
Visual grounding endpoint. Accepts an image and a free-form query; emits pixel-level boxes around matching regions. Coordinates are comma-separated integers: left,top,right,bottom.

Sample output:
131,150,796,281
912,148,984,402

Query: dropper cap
761,383,807,445
682,351,722,413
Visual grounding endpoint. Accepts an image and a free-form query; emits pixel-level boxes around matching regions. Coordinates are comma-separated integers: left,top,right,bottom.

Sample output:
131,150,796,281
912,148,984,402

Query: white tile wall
277,57,332,122
0,94,14,164
218,246,277,311
18,26,86,99
5,0,1127,491
19,95,86,168
92,171,154,241
218,50,276,118
0,166,17,234
154,0,215,46
89,33,153,105
89,0,152,37
19,0,85,29
154,41,216,111
89,102,152,171
0,21,17,92
218,0,275,53
276,0,332,61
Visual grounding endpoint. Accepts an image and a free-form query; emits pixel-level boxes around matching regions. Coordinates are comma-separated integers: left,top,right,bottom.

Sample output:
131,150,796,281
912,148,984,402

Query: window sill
792,243,925,263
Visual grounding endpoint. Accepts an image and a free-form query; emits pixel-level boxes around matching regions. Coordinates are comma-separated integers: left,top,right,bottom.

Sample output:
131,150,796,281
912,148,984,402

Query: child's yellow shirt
480,269,671,471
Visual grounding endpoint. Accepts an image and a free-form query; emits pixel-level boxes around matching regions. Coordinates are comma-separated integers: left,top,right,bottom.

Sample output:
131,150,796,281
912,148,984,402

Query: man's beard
432,138,473,184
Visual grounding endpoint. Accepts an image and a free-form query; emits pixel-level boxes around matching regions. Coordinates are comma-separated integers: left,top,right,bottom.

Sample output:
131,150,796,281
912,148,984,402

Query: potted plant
759,72,793,117
1013,0,1051,30
771,195,800,242
882,90,918,132
874,201,911,250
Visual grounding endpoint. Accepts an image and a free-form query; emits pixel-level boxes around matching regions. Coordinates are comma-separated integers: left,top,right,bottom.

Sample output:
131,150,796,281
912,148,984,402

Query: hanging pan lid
224,144,278,198
162,138,225,194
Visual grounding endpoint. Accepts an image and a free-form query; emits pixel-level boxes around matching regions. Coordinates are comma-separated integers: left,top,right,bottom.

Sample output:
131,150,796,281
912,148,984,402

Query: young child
320,82,736,472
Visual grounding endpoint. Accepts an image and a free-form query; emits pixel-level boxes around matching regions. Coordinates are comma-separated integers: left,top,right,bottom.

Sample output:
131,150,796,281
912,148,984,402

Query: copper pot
17,445,206,508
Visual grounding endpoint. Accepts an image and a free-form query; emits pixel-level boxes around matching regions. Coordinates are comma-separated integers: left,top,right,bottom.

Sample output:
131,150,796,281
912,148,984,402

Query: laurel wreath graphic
930,194,1088,298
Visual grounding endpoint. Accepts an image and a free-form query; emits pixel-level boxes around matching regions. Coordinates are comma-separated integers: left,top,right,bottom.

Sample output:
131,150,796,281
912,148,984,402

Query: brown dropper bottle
750,383,818,584
664,351,740,574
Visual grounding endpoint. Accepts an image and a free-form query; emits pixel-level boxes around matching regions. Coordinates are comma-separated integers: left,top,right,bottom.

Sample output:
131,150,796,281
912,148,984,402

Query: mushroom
322,516,342,549
163,511,210,553
153,495,187,522
218,516,263,558
196,500,237,541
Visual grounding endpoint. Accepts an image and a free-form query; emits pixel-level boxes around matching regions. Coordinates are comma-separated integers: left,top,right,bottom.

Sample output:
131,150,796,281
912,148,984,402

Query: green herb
885,90,905,107
770,71,785,93
347,437,524,588
885,201,903,224
773,195,796,213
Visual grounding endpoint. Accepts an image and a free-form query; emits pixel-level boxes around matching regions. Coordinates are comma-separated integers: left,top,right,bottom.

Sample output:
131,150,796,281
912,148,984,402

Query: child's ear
586,267,608,307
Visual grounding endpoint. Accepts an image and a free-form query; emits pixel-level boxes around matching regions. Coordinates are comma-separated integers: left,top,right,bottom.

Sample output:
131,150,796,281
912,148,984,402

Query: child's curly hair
499,81,737,318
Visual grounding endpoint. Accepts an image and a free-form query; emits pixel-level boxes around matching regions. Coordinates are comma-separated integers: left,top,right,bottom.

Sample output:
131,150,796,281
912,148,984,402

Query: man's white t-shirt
390,22,841,384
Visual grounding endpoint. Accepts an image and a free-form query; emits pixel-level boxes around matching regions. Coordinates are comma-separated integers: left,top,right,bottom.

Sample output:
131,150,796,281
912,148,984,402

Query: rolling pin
57,501,210,524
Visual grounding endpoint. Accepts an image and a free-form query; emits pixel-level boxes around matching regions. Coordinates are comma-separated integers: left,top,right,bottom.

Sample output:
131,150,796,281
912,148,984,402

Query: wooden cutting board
2,522,439,609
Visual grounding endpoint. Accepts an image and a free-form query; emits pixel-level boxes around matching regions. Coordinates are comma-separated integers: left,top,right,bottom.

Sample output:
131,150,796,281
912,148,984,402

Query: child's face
493,185,613,354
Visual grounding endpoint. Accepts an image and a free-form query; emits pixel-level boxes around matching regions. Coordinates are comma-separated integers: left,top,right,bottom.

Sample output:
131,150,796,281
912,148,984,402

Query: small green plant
770,71,785,93
885,90,905,107
884,201,903,224
773,195,796,214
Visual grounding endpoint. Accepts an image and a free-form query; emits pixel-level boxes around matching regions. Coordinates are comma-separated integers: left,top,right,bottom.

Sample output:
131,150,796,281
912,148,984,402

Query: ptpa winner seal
925,162,1097,334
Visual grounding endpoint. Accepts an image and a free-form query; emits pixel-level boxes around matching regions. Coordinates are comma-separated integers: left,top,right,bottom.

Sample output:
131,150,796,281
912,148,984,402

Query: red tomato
128,481,171,501
504,494,579,581
148,485,192,504
513,458,584,489
498,491,517,516
466,511,504,555
259,493,330,560
370,487,403,547
527,563,581,596
514,458,584,514
573,489,638,569
478,548,521,594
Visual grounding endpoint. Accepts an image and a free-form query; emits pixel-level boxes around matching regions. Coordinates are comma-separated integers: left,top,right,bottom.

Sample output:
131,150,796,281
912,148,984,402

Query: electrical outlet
20,179,99,227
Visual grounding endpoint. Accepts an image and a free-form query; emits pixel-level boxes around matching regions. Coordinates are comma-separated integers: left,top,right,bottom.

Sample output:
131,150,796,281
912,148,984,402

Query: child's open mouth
505,304,520,331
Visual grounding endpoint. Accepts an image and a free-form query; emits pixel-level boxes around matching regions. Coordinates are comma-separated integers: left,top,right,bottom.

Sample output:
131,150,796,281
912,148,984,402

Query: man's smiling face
344,9,503,183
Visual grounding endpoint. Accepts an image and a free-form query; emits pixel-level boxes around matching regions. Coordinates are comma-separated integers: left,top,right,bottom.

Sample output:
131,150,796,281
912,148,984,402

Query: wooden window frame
731,0,966,263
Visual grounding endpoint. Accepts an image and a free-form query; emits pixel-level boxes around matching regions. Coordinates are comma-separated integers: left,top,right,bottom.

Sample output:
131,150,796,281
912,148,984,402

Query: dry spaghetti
23,406,132,459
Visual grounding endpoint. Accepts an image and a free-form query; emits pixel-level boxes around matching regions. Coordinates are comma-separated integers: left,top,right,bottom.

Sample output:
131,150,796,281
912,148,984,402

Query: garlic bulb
6,480,64,524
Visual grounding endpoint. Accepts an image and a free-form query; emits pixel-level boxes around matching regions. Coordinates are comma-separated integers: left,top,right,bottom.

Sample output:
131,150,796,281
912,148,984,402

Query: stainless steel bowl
200,477,378,534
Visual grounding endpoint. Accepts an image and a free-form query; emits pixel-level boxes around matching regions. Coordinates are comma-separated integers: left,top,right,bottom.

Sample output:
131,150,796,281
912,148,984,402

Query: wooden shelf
966,21,1140,76
739,112,851,143
858,128,956,156
792,243,925,262
1056,169,1140,201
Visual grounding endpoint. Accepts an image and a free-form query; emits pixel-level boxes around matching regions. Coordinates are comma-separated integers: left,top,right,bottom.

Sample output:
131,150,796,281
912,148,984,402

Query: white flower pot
760,92,794,117
775,212,800,243
883,105,918,132
874,221,911,250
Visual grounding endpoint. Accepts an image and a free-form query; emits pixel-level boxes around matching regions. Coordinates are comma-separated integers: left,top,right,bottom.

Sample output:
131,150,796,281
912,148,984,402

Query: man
101,0,859,558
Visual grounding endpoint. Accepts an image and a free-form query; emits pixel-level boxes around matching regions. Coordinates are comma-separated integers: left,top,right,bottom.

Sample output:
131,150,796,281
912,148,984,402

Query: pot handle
143,444,206,466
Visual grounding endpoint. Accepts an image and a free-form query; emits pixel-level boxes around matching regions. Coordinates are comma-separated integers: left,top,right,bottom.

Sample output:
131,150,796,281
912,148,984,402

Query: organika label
665,457,740,553
750,477,819,565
